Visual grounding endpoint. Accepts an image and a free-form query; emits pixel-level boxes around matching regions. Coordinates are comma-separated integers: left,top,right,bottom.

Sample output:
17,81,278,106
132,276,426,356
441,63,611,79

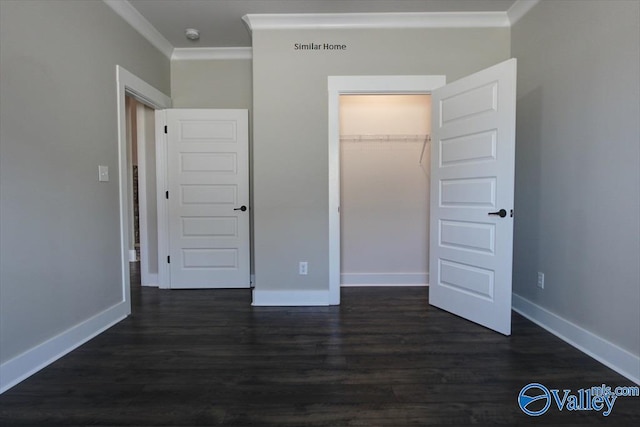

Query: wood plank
0,264,638,425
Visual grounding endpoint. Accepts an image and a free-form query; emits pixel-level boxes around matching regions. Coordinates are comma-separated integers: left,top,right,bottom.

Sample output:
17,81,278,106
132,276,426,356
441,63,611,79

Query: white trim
128,249,137,262
126,99,136,260
103,3,537,61
513,294,640,385
507,0,540,26
103,0,174,58
141,273,158,288
341,273,428,286
0,301,128,394
136,102,149,283
155,110,170,289
252,290,330,306
172,47,252,61
117,66,172,110
136,102,161,287
117,66,171,303
342,283,428,288
328,75,445,93
243,12,510,32
328,75,446,306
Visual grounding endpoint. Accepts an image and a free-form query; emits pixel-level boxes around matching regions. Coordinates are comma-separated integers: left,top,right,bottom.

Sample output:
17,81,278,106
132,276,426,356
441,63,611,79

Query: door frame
155,110,170,288
117,66,171,310
327,75,446,305
135,102,160,287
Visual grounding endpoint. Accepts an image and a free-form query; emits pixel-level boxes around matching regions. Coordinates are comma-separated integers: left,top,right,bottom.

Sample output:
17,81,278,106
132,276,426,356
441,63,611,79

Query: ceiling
127,0,518,48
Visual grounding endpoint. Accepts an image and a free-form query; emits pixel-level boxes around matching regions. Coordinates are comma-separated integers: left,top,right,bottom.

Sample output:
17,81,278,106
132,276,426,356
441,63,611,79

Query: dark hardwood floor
1,264,638,426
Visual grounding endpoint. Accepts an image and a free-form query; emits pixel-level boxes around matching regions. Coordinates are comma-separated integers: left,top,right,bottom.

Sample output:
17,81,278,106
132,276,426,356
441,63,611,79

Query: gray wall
171,59,252,109
512,0,640,356
251,27,510,291
0,0,170,363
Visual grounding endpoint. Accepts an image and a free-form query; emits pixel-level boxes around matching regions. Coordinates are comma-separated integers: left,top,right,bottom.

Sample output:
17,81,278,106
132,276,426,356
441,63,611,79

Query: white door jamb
327,75,446,305
117,66,171,310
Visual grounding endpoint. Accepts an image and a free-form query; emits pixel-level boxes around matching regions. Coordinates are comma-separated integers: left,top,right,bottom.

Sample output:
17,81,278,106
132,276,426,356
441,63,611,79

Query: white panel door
167,109,250,288
429,59,516,335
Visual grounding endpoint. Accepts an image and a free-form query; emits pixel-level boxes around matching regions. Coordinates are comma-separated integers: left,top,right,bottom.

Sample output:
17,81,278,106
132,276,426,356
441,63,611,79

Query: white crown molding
172,47,253,61
103,3,541,59
242,12,511,32
507,0,540,26
103,0,173,58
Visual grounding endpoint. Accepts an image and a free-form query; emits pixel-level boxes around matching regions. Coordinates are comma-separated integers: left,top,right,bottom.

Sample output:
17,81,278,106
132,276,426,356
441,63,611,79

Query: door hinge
167,256,170,263
166,191,169,199
164,125,167,134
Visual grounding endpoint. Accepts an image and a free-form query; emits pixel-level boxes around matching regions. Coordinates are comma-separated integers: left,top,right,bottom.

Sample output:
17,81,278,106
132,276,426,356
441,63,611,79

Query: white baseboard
141,273,159,287
0,301,129,394
128,249,137,262
341,273,428,286
512,293,640,385
342,283,428,287
252,289,330,306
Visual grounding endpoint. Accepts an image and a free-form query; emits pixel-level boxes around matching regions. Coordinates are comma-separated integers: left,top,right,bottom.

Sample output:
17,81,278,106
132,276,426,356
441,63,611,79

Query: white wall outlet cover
537,272,545,289
98,165,109,182
299,261,308,275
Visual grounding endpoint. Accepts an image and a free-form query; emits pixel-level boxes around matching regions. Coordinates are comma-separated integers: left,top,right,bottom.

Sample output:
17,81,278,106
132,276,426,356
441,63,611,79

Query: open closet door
429,59,516,335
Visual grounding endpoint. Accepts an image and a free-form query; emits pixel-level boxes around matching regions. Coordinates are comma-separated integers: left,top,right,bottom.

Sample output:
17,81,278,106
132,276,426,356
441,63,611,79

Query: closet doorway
327,75,446,304
339,95,431,287
329,61,516,335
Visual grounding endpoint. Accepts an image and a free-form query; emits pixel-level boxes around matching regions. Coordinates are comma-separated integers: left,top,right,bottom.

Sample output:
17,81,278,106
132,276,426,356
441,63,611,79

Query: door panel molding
429,58,517,335
158,109,250,289
155,110,170,288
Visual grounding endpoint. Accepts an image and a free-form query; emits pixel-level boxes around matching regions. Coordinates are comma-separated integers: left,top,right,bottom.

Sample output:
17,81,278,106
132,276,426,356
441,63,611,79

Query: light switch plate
98,165,109,182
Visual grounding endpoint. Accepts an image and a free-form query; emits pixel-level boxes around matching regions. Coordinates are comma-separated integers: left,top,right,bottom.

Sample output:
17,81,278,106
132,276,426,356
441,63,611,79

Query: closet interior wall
340,94,431,286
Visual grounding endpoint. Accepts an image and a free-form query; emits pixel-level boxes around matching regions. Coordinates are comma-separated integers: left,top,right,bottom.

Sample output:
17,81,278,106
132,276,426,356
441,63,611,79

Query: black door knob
234,205,247,212
488,209,507,218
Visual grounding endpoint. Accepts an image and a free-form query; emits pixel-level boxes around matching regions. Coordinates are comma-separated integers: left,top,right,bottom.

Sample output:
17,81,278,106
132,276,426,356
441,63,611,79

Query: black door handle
234,205,247,212
488,209,507,218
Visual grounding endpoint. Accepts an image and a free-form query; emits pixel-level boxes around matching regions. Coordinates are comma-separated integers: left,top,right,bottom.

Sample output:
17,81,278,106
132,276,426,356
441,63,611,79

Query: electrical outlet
299,261,308,275
98,165,109,182
537,272,545,289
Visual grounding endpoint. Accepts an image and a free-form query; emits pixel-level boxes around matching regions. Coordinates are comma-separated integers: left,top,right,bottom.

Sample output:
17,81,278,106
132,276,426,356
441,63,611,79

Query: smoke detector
185,28,200,41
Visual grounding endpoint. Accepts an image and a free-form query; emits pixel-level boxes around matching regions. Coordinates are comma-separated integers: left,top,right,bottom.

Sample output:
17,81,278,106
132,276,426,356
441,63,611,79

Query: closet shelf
340,134,430,143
